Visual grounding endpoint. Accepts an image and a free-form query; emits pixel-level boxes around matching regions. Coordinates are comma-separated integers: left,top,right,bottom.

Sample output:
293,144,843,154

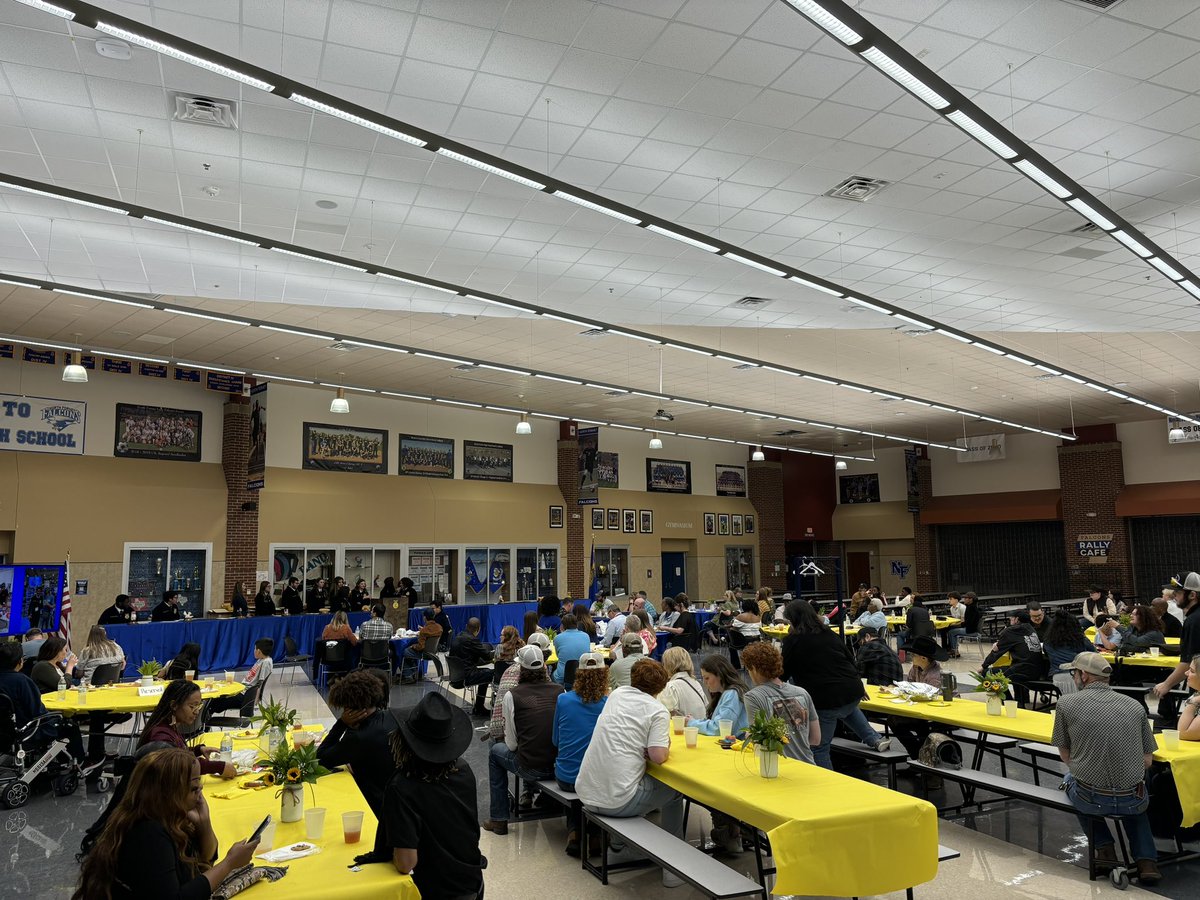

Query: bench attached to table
951,728,1019,775
830,736,911,789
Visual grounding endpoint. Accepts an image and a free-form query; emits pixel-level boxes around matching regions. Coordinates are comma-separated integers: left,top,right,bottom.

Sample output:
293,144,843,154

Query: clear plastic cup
342,810,365,844
258,819,277,851
684,726,699,748
718,719,733,738
185,670,195,682
671,715,685,735
1004,700,1018,718
224,671,234,682
304,807,326,841
1163,729,1181,751
1150,646,1160,657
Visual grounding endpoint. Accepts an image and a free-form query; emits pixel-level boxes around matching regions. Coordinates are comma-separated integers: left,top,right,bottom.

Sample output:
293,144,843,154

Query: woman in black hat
381,692,485,900
889,635,949,759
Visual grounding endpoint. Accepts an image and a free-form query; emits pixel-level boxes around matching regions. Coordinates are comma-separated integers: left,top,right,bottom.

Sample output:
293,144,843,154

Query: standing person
97,594,134,626
139,680,235,778
742,641,819,765
379,577,399,602
1154,574,1200,717
552,653,609,857
381,693,485,900
229,582,249,618
657,647,708,721
552,614,590,685
280,576,304,616
780,599,891,768
576,659,686,888
449,617,495,717
388,577,419,633
483,644,562,835
330,577,351,613
253,581,276,617
151,590,182,622
350,578,371,610
1054,652,1160,885
306,577,330,613
71,748,259,900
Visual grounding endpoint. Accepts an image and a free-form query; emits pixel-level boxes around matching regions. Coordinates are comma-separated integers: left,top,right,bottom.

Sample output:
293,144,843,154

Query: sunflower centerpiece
969,669,1012,716
257,740,331,823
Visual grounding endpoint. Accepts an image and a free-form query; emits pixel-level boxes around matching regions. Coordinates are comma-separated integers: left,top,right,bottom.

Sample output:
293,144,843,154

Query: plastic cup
1150,646,1160,657
1163,729,1181,751
718,719,733,738
342,810,365,844
861,678,869,688
1004,700,1018,718
258,818,277,851
185,670,195,682
224,670,234,682
684,726,699,748
671,715,685,735
304,807,326,841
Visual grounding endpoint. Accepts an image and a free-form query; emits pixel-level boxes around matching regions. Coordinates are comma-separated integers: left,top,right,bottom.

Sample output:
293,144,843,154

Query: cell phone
248,814,272,843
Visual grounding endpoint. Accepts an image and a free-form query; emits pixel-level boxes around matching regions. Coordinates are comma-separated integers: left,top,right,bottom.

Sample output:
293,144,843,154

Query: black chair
282,635,312,684
317,640,353,692
726,629,759,669
562,659,580,692
89,663,122,687
402,635,444,685
490,658,512,705
359,639,391,673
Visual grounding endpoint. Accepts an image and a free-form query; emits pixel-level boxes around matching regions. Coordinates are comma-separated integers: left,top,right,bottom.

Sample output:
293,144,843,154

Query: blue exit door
661,552,687,598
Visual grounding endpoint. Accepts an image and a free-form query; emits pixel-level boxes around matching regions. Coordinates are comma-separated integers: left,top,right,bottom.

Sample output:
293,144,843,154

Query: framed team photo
646,457,691,494
718,513,730,536
114,403,202,462
303,422,387,474
715,464,747,497
399,434,454,478
463,439,513,482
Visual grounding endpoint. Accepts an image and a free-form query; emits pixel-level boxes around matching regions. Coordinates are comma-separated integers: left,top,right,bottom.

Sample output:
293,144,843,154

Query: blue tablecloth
407,602,538,643
107,612,369,677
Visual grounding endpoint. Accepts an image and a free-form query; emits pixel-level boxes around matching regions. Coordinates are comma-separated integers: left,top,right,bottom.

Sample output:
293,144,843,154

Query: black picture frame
463,439,512,482
622,509,636,533
302,422,387,474
646,457,691,494
715,464,747,497
732,514,744,536
745,514,755,534
607,508,620,530
839,472,881,504
718,513,730,536
114,403,202,462
399,433,454,479
549,505,564,528
639,509,653,533
704,513,716,535
591,507,605,529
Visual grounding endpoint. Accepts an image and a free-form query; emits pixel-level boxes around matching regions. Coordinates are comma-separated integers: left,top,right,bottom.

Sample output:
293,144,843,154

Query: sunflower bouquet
969,669,1012,698
256,740,331,790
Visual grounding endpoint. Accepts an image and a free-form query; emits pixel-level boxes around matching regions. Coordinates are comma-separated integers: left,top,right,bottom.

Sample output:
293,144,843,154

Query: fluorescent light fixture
1011,159,1073,199
946,110,1017,160
57,289,155,309
201,365,246,375
935,329,972,344
142,216,260,247
840,383,873,393
670,398,707,407
902,398,932,407
861,47,950,110
872,391,902,400
664,343,715,357
1181,281,1200,301
1065,198,1116,232
531,412,565,420
931,405,958,414
414,351,469,364
270,246,367,272
552,190,640,224
1107,390,1129,399
259,325,335,341
112,352,169,364
710,437,735,444
806,421,836,429
761,365,798,376
971,342,1006,355
252,373,312,384
533,374,583,385
782,0,862,44
339,340,409,353
1111,230,1154,259
380,391,432,400
1003,353,1036,366
676,433,707,441
538,312,594,328
14,0,75,19
1083,382,1108,392
722,252,787,277
168,309,252,326
803,374,838,386
893,313,934,329
645,224,719,253
608,423,641,431
290,93,426,145
435,398,483,408
477,363,533,376
716,354,756,365
94,23,275,92
376,272,458,294
24,339,81,352
0,179,128,216
605,329,664,344
1148,257,1185,281
0,276,37,288
465,294,528,313
435,148,545,190
710,405,743,413
787,275,843,296
1033,364,1062,375
629,390,669,400
1061,374,1087,385
847,296,893,315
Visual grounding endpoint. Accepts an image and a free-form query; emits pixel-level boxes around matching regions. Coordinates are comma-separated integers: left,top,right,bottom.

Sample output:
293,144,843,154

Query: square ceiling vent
826,176,890,202
170,92,239,129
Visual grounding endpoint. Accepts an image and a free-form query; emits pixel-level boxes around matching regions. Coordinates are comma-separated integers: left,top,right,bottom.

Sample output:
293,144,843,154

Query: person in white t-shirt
575,658,685,889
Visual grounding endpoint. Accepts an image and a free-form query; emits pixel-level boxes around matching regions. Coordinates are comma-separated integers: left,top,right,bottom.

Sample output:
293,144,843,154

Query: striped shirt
1052,682,1155,791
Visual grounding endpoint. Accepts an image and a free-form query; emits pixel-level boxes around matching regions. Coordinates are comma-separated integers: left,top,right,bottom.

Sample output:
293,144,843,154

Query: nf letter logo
42,405,82,432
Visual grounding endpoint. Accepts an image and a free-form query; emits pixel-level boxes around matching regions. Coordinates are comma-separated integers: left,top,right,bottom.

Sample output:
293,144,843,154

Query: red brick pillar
556,423,584,599
912,456,938,594
1058,437,1133,595
222,397,258,605
748,460,786,592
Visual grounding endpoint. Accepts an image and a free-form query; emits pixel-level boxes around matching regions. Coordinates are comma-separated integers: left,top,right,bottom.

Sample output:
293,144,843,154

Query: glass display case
124,543,211,615
594,547,629,598
407,547,457,604
726,546,755,591
516,547,559,601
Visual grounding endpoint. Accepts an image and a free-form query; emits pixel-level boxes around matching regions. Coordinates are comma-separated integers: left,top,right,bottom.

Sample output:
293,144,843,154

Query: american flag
58,556,72,649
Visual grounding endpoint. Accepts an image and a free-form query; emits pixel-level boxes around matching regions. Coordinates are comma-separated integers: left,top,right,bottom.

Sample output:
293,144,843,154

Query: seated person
96,594,134,626
742,641,819,764
449,617,495,716
30,637,79,694
852,598,888,633
855,626,903,685
1120,605,1167,653
1153,598,1183,638
730,599,763,638
981,611,1047,704
489,633,548,743
607,633,646,690
1027,601,1051,641
536,596,562,631
430,599,453,637
888,636,948,758
206,639,274,717
139,680,234,778
21,628,45,660
150,590,182,622
0,641,91,768
158,643,201,681
1178,655,1200,742
657,646,708,721
687,654,748,735
400,608,444,682
357,603,395,642
321,609,359,645
552,653,609,856
1094,613,1123,651
76,625,126,682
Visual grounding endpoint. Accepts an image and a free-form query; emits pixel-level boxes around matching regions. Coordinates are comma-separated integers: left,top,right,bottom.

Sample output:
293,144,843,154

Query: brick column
556,424,584,599
912,456,938,594
222,397,258,602
1058,440,1133,595
748,460,786,592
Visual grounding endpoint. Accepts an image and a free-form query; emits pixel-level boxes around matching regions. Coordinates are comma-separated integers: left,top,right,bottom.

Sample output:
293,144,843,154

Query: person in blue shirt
852,598,888,633
687,654,748,736
537,595,562,631
551,614,591,685
551,653,609,857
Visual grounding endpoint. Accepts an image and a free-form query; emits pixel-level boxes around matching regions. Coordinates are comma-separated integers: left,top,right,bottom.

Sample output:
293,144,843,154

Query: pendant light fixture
329,387,349,414
835,459,848,471
515,413,531,435
1169,389,1185,441
751,446,765,461
61,347,87,383
648,432,663,450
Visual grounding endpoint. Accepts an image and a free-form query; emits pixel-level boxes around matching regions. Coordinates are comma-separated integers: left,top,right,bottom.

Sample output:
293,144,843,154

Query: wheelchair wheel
52,772,79,797
95,775,112,793
2,781,30,809
1109,867,1129,891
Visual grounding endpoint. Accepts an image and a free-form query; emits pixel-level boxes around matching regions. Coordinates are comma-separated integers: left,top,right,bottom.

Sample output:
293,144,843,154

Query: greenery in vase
256,741,330,790
254,696,298,737
743,708,789,754
969,669,1012,698
136,659,162,678
1118,613,1132,628
542,627,557,642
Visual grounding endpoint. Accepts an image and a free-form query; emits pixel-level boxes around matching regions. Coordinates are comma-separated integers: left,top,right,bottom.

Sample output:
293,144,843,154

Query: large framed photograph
704,512,716,535
622,509,636,533
715,464,747,497
639,509,653,533
607,509,620,530
463,440,512,482
114,403,202,462
592,508,605,529
597,451,619,489
839,472,881,504
303,422,388,474
646,457,692,494
399,434,454,479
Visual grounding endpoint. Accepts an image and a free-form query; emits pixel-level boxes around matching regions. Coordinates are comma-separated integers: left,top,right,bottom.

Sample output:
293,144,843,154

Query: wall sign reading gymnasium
0,394,86,455
1076,533,1113,563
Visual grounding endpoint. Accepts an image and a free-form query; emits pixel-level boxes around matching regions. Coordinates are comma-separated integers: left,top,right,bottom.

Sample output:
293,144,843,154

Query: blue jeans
815,700,881,769
946,627,966,652
488,742,553,821
583,772,685,840
1063,773,1157,861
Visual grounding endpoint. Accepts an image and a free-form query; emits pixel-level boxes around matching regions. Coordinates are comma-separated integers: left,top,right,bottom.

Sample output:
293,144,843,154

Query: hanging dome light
835,459,848,470
751,446,765,462
648,432,663,450
62,359,88,383
329,387,350,414
515,413,532,435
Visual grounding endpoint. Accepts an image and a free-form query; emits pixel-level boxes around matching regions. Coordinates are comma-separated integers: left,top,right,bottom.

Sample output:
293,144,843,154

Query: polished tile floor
4,656,1197,900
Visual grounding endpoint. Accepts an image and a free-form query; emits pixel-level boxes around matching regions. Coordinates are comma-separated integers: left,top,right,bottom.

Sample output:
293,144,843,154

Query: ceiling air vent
170,92,239,129
774,429,806,437
579,328,606,337
326,341,360,353
734,296,772,308
1069,222,1101,235
1060,0,1126,9
826,175,890,202
733,363,757,370
453,364,475,371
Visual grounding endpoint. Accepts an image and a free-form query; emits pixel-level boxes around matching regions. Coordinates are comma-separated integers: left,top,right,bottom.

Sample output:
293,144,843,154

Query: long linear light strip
5,270,988,445
775,0,1200,301
21,4,1164,428
0,174,1072,439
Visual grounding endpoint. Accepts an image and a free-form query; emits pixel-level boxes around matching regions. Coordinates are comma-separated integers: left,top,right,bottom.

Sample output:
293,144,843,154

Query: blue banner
0,344,12,359
139,363,168,378
206,372,246,394
23,348,55,365
102,358,132,374
174,366,201,383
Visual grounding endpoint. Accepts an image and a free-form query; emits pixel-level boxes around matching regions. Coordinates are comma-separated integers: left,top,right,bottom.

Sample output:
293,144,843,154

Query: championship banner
0,394,86,455
174,366,202,383
578,426,599,505
247,383,267,490
139,363,168,378
102,358,132,374
22,348,55,365
0,344,13,359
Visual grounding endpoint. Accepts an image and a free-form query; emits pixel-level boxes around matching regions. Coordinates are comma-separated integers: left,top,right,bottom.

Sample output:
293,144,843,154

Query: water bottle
77,681,88,706
56,673,66,700
220,732,233,763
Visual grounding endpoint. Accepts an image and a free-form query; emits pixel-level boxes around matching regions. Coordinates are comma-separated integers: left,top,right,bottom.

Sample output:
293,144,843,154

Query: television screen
0,565,65,636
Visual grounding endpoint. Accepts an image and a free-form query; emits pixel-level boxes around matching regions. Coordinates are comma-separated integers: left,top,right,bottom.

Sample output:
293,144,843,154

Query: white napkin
257,843,322,862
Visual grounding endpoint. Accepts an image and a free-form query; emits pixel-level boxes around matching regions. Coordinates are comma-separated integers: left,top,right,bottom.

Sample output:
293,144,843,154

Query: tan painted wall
1118,420,1200,485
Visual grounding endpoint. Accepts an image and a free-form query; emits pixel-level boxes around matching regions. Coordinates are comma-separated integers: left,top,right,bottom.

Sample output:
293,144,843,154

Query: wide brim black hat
398,692,472,764
900,635,949,662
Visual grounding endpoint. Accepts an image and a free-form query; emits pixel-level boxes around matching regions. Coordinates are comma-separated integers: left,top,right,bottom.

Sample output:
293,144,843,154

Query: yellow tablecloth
202,730,418,899
886,615,954,631
546,644,611,666
762,625,789,639
650,732,938,897
1100,651,1181,669
43,680,245,714
1085,627,1179,649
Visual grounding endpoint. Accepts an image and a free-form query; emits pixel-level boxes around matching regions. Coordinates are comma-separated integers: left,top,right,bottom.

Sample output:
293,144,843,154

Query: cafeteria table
649,730,940,897
43,679,245,716
202,729,417,900
1085,627,1180,651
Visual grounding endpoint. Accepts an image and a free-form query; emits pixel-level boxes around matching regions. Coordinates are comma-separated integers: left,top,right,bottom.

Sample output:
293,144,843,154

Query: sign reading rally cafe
0,394,86,455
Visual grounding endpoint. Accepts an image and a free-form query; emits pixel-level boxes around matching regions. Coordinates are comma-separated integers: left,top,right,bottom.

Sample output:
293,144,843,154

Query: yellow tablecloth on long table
43,680,245,714
861,686,1200,827
762,625,789,639
201,730,418,899
886,615,955,631
649,732,939,897
1099,651,1182,669
546,644,611,666
1085,627,1179,649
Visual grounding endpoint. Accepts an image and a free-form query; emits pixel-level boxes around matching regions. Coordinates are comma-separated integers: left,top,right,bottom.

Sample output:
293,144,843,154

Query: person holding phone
72,747,259,900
